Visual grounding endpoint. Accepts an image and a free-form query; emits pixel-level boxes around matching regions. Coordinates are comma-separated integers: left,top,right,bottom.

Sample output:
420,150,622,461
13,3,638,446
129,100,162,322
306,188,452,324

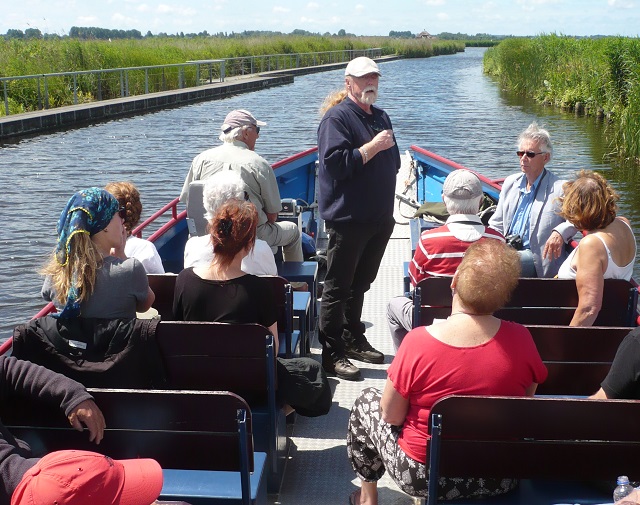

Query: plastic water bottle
613,475,635,502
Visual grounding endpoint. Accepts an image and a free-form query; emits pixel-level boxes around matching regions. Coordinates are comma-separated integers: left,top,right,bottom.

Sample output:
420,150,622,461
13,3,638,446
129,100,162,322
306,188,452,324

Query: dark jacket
0,356,94,504
317,97,401,224
12,317,165,389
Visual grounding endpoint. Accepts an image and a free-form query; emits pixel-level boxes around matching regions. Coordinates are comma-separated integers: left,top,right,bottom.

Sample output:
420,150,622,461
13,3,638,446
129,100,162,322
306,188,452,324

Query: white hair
218,125,249,143
517,122,553,158
443,194,483,215
202,171,246,220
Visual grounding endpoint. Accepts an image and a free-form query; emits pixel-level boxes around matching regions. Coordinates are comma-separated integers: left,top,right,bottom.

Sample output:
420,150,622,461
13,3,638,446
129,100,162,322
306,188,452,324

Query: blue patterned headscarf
54,187,119,318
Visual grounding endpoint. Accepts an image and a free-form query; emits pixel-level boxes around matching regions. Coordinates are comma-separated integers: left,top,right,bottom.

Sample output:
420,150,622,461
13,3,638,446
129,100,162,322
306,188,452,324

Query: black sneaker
345,339,385,364
322,354,361,381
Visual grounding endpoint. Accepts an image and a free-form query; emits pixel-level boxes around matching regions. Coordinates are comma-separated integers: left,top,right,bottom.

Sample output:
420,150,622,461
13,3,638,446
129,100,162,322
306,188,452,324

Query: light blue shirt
508,170,546,249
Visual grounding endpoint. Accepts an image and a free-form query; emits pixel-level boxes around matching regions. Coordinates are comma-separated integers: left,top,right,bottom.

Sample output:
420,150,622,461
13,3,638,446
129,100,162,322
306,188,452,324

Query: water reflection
1,47,639,335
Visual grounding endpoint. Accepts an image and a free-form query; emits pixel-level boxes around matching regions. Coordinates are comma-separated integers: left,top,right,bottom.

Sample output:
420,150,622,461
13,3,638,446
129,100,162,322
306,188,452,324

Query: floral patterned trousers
347,387,518,501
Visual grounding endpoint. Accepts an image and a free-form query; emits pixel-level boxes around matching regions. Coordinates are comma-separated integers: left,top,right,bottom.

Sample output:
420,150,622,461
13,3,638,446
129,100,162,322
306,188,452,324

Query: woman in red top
347,240,548,504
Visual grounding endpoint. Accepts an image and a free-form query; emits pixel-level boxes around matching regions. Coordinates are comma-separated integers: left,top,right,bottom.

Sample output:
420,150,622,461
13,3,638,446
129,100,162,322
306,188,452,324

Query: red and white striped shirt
409,214,505,286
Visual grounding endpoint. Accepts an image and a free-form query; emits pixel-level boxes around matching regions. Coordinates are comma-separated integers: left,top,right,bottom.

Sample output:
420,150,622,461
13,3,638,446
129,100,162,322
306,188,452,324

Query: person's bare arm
589,387,609,399
136,287,155,313
380,378,410,426
570,236,606,326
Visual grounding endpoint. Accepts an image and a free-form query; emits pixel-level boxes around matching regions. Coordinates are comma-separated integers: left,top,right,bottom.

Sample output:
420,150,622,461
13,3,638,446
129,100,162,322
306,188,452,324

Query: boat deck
275,188,419,504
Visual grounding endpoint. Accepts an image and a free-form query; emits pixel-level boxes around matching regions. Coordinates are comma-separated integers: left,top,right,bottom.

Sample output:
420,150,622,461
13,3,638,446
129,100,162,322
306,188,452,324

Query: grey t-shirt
42,256,149,319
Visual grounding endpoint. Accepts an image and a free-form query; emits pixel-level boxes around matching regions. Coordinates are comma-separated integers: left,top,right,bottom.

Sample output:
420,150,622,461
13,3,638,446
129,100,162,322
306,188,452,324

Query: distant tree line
1,26,511,41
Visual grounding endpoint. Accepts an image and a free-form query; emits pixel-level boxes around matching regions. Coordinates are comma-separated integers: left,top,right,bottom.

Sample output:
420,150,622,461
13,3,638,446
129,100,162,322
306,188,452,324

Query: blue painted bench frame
0,388,267,505
425,395,640,505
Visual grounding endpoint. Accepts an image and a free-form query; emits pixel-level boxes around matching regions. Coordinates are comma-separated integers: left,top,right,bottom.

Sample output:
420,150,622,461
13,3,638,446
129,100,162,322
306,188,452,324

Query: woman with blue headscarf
41,188,155,319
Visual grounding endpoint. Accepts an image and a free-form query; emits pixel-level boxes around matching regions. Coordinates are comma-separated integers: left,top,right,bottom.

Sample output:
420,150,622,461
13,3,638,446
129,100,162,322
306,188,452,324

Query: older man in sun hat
386,169,506,351
180,109,303,262
316,56,401,380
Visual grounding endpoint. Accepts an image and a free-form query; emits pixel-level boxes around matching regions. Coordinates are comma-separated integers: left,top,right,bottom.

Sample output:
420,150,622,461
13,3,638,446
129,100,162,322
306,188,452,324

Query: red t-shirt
387,320,548,462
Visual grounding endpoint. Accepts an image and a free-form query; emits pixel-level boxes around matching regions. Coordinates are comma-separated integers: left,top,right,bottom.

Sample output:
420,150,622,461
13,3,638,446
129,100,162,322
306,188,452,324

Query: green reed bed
0,36,462,116
483,34,640,162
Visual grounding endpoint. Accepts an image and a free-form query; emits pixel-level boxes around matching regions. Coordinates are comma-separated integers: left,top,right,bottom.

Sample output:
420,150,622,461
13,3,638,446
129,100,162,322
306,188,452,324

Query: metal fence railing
1,47,384,116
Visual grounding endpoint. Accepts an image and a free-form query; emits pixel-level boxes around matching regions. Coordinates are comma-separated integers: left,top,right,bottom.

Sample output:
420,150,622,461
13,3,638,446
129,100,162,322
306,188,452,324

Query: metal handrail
0,48,384,116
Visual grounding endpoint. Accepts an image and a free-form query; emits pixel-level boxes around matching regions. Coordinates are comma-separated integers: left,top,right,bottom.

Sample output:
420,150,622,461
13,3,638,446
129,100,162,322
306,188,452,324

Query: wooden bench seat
412,277,638,327
148,273,304,358
0,388,267,505
424,395,640,505
526,324,632,396
154,321,286,495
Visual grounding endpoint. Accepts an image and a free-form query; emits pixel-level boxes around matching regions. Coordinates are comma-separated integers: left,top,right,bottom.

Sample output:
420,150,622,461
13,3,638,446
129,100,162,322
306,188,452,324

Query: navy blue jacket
317,97,401,223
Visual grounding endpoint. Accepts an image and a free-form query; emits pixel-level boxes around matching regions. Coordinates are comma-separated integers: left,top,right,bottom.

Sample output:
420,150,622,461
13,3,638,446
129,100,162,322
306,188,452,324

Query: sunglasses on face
252,125,260,134
370,122,385,134
517,150,545,159
118,206,127,219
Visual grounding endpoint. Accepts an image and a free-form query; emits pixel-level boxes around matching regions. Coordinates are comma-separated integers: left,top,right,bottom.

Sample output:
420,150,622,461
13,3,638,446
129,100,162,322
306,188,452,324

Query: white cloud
156,4,196,16
436,12,449,20
111,12,138,25
355,4,365,12
608,0,635,7
77,15,99,24
273,6,290,13
425,0,445,5
137,4,150,13
307,2,319,9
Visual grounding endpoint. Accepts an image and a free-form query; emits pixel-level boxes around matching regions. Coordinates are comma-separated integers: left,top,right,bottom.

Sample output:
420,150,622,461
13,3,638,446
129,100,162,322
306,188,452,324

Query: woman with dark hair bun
173,199,331,418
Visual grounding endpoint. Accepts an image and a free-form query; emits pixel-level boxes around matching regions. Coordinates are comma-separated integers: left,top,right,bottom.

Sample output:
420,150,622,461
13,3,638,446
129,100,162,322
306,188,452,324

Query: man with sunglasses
316,56,401,380
488,122,576,277
180,109,303,262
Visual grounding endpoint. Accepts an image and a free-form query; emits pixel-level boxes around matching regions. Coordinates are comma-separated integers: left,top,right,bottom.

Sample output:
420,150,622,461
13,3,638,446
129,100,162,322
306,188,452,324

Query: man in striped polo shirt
387,169,505,351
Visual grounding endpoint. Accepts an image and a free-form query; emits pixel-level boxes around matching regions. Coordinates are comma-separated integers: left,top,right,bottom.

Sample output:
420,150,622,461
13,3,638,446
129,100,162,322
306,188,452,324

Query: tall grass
483,34,640,163
0,36,463,116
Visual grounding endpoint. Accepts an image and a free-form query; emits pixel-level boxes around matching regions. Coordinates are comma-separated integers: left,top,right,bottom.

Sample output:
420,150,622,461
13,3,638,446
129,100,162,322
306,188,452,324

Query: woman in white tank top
557,170,637,326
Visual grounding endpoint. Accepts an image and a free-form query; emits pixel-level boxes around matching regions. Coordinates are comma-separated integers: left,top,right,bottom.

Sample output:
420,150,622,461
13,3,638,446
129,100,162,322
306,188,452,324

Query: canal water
1,46,639,337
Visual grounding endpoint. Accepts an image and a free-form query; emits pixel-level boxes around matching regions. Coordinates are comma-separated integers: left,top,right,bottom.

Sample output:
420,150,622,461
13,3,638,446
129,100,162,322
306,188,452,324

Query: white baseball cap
345,57,381,77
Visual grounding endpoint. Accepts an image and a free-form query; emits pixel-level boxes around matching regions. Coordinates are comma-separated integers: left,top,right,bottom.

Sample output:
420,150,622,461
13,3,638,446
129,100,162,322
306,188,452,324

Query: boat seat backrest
0,388,255,472
148,273,178,320
186,181,208,237
413,277,638,326
154,321,276,405
427,395,640,491
525,324,631,395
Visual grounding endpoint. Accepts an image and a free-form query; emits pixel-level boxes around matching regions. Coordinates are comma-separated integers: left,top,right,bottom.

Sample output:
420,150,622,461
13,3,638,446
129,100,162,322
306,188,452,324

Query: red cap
11,450,163,505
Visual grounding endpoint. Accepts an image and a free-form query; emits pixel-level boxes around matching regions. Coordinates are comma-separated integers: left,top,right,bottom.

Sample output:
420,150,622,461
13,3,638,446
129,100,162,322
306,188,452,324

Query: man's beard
359,86,378,105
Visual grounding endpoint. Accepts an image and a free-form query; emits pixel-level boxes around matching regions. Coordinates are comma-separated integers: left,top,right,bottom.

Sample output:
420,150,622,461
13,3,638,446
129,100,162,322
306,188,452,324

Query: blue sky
3,0,639,37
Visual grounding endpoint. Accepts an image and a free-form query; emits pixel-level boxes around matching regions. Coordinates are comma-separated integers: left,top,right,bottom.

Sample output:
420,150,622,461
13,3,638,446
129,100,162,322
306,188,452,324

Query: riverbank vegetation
484,35,640,163
0,36,463,115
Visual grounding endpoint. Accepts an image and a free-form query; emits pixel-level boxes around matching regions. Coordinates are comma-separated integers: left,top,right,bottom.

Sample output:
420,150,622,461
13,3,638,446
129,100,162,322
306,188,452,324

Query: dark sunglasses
370,122,385,134
517,150,546,159
118,206,127,219
252,125,261,134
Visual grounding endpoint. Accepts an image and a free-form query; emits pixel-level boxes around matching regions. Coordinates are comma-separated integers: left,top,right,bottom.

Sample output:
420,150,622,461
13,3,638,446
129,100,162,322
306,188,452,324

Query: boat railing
1,48,384,116
131,197,186,242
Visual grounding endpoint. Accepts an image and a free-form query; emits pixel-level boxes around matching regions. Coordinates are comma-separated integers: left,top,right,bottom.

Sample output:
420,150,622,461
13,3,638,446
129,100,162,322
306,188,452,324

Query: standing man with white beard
316,56,401,381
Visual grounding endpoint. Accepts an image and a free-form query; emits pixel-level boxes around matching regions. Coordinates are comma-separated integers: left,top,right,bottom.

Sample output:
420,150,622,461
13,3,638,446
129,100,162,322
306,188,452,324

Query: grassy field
483,35,640,163
0,36,464,115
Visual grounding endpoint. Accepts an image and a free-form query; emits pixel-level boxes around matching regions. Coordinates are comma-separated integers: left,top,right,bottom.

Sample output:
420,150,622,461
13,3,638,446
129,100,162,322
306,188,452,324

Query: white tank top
557,219,636,280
